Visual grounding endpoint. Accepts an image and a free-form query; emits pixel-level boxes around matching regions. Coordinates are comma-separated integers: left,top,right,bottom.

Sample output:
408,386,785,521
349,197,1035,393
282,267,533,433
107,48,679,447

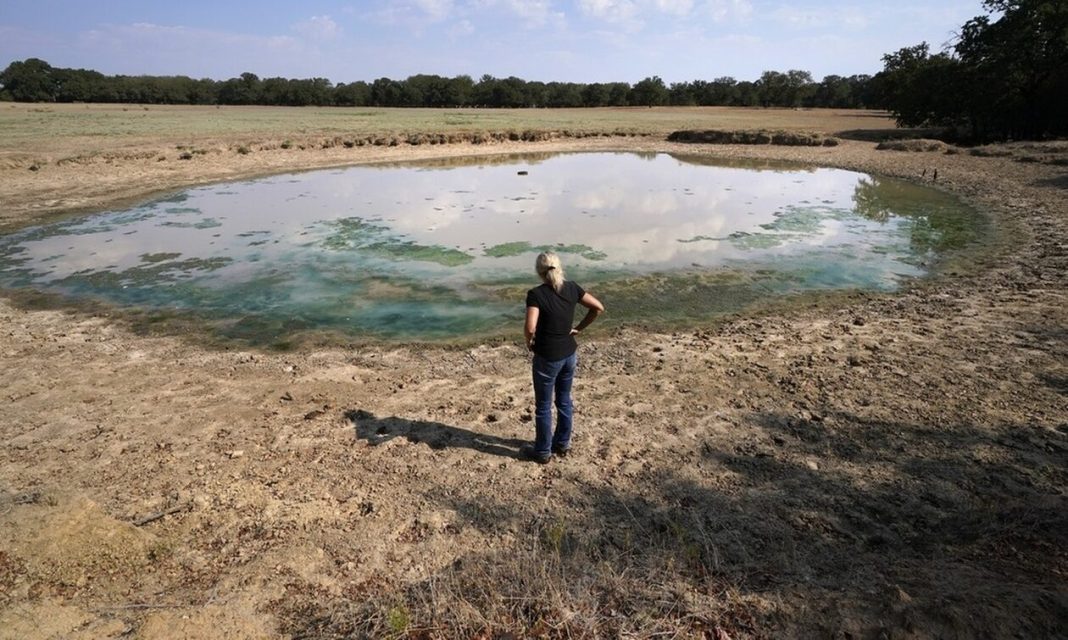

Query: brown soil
1,126,1066,638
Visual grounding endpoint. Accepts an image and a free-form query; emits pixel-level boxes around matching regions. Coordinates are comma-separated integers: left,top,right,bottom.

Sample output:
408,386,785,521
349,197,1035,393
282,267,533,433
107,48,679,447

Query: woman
522,251,604,464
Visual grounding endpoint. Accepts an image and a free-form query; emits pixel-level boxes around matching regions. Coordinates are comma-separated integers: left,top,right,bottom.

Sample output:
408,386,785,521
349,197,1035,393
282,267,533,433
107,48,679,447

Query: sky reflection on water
0,152,979,343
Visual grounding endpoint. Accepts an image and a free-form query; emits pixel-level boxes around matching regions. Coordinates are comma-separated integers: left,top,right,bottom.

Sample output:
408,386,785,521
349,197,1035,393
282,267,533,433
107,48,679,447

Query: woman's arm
571,292,604,335
524,306,539,351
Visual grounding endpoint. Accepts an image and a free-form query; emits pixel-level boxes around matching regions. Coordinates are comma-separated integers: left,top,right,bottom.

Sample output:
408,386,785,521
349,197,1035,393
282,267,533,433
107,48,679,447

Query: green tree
0,58,58,101
370,77,403,106
630,76,667,106
444,75,474,106
581,83,611,107
334,81,371,106
668,81,697,106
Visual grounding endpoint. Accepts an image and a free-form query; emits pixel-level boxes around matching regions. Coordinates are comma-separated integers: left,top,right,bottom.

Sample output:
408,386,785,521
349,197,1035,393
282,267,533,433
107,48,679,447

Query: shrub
875,139,947,152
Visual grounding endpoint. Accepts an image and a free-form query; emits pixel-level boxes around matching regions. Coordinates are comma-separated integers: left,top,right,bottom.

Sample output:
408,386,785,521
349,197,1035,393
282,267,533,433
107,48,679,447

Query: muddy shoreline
2,133,1066,638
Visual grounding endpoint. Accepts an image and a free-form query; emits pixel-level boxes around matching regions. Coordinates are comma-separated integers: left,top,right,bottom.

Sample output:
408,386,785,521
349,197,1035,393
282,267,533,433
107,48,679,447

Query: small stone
805,460,819,471
485,414,499,423
228,450,244,459
280,391,293,401
304,409,325,420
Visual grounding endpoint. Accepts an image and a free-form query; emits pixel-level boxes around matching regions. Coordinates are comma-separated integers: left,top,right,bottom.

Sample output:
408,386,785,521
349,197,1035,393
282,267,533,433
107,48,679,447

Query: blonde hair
535,251,565,292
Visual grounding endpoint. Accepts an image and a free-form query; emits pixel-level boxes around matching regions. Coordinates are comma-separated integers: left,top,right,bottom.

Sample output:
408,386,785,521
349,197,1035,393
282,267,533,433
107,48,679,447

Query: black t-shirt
526,280,586,360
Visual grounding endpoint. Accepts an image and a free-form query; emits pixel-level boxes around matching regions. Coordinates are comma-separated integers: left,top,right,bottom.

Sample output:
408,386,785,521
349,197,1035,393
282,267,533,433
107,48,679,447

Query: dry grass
277,507,762,639
0,103,896,158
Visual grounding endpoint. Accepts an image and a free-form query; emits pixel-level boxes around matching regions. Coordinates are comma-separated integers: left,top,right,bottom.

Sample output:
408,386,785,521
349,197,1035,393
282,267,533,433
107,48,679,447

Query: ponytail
535,251,565,292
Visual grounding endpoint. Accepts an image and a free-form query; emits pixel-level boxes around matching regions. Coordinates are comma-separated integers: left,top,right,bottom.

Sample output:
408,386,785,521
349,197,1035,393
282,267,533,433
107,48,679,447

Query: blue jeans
532,352,577,457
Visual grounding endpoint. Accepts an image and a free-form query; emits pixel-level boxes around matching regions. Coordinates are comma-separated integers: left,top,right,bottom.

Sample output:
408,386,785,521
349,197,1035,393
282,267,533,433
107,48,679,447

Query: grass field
1,101,1066,639
0,102,898,156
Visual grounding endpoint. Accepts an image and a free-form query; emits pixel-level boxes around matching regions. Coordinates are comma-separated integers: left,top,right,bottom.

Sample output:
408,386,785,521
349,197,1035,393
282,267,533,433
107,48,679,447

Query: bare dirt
0,111,1065,639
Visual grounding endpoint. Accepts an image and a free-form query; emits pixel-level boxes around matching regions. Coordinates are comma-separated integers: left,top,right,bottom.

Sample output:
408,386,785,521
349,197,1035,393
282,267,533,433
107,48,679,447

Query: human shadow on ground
344,409,527,460
353,409,1068,638
1032,172,1068,190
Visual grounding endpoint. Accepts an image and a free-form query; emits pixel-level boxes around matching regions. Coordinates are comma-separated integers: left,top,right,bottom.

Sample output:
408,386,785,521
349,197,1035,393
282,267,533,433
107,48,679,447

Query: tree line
3,1,1063,140
870,0,1066,140
0,60,875,110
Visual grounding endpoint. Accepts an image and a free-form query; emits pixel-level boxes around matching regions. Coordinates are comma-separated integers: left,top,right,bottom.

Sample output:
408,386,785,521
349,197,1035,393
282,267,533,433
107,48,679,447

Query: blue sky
1,0,986,84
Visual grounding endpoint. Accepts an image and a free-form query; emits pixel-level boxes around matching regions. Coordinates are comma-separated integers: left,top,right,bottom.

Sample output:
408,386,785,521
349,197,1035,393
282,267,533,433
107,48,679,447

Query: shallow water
0,152,981,344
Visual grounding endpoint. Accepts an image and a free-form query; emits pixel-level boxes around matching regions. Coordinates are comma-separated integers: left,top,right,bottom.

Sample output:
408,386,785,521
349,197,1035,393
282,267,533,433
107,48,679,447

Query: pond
0,152,982,345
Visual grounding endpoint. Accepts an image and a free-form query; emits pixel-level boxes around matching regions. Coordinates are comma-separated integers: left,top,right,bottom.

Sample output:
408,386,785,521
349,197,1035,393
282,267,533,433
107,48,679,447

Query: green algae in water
483,241,607,261
160,218,223,230
322,217,474,266
0,152,983,344
140,252,182,263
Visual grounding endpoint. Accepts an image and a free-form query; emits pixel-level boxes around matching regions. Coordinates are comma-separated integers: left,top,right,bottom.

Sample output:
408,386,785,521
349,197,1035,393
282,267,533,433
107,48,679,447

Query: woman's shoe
520,444,551,464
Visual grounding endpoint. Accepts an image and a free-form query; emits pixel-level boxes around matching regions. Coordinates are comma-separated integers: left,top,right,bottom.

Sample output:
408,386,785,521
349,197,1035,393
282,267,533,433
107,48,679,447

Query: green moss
482,241,606,261
159,218,223,229
482,241,531,257
677,235,723,243
322,217,473,266
139,252,182,263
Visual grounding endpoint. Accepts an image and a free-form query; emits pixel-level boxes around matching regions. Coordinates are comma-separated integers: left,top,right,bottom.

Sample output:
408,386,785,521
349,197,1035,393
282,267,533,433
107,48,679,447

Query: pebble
805,460,820,471
228,450,244,459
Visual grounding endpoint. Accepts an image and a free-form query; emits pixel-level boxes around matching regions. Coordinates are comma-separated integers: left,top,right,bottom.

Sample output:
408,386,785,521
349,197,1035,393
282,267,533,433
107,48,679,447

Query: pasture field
0,102,896,153
0,104,1065,639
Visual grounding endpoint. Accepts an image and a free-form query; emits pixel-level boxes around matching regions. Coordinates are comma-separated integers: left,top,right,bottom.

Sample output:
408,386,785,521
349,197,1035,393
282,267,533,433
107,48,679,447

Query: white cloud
577,0,640,22
700,0,753,22
448,19,476,37
81,23,300,52
413,0,455,20
483,0,560,27
293,15,341,40
74,23,307,78
576,0,751,26
654,0,695,16
769,4,870,30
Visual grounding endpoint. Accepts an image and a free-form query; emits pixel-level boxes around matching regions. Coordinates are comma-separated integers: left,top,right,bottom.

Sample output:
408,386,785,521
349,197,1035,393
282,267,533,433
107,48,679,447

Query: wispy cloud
80,23,301,52
448,18,476,38
575,0,751,30
477,0,562,28
73,23,305,78
293,15,341,40
700,0,752,22
577,0,641,22
413,0,456,21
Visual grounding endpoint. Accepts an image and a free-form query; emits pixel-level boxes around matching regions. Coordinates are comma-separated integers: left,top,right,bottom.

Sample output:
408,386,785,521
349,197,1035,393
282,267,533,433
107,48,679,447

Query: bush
875,139,948,152
668,129,837,146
